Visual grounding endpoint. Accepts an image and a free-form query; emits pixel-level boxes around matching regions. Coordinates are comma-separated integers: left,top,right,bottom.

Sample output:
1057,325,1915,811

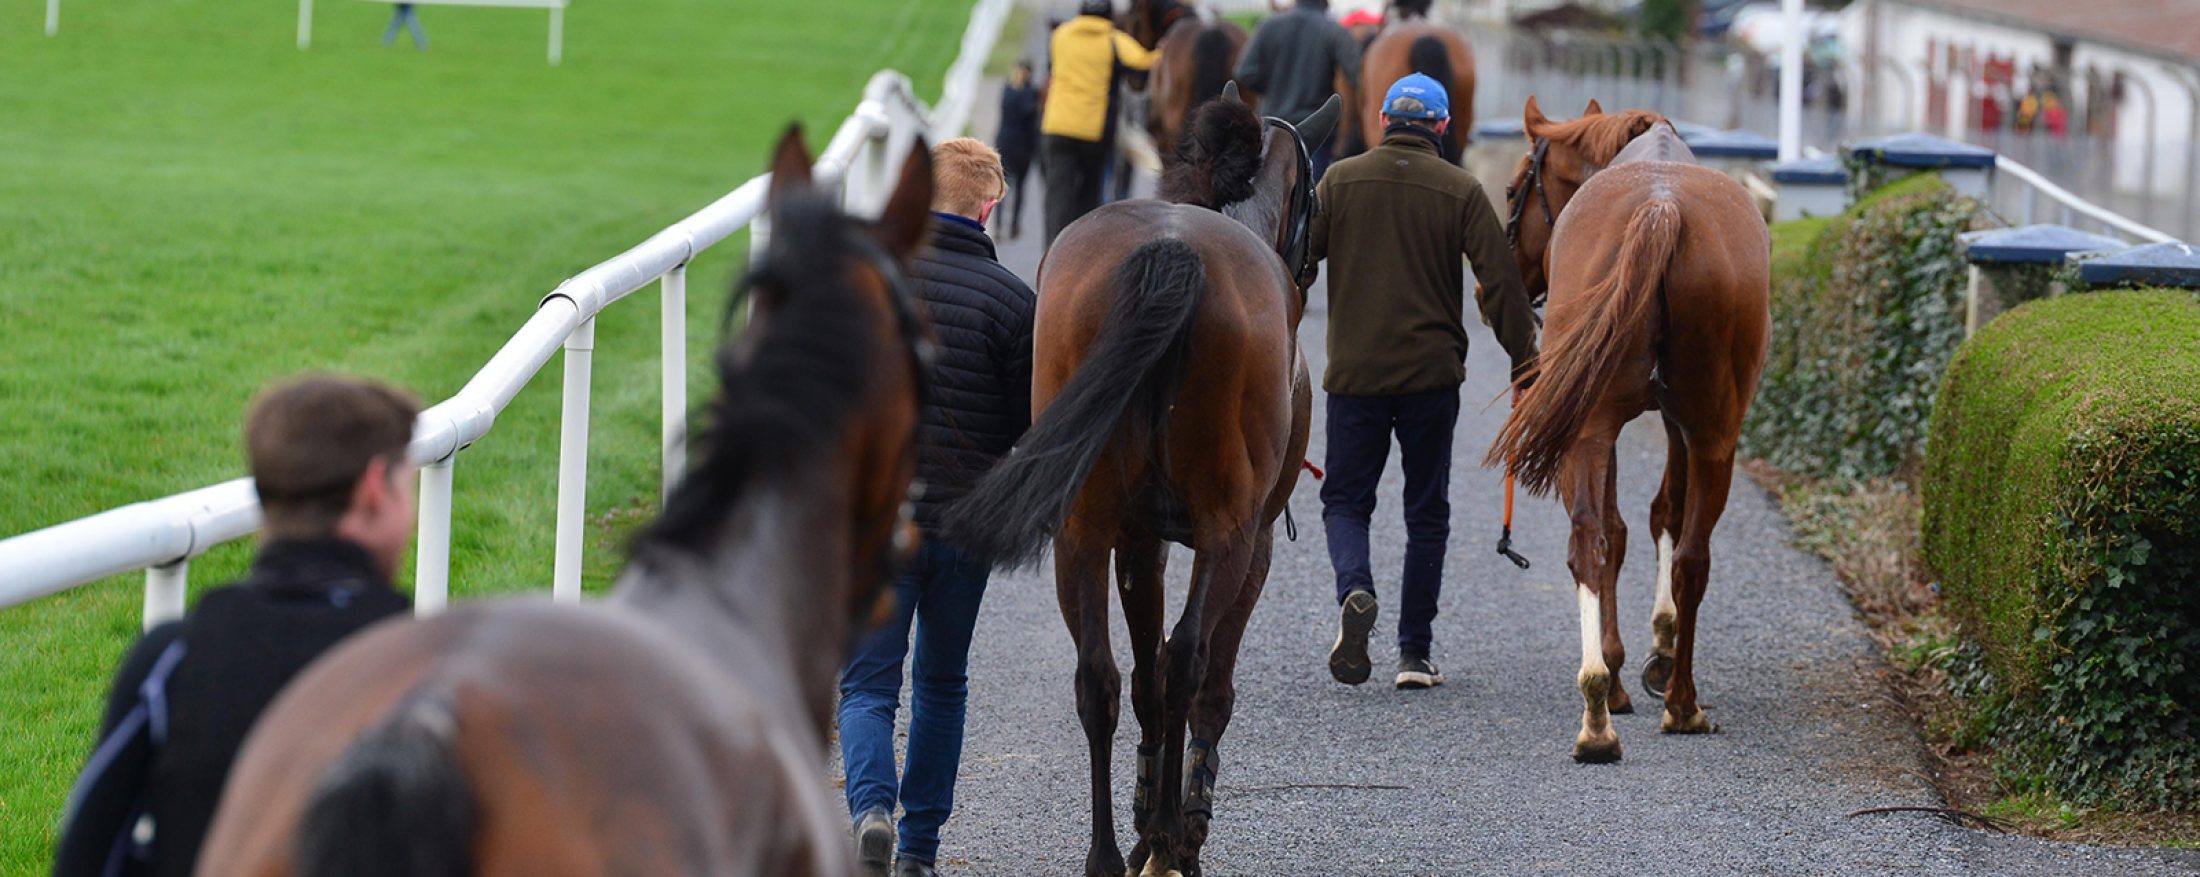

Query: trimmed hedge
1921,290,2200,808
1745,174,1985,480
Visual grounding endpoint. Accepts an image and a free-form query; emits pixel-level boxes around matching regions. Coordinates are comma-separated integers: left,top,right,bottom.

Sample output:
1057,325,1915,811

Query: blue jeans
1320,388,1460,655
381,3,426,48
838,539,990,865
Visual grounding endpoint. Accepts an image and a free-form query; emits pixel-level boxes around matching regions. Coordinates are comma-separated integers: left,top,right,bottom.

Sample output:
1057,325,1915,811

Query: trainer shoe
1328,589,1377,685
1395,652,1445,689
854,808,894,877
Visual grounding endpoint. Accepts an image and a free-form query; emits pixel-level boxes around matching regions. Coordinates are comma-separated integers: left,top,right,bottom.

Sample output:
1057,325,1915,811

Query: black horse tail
1191,26,1233,106
943,239,1206,567
1408,34,1461,163
295,695,477,877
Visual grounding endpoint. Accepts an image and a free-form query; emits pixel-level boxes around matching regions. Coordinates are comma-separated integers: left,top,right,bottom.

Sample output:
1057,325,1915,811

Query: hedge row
1743,175,1984,481
1921,290,2200,808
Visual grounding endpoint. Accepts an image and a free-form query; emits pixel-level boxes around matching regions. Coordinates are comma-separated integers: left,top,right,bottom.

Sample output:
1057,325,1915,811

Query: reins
1264,116,1318,289
1504,137,1555,250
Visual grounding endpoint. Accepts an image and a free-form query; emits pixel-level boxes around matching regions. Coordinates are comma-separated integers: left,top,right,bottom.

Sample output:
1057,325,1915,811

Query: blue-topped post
1958,224,2130,335
1844,132,1997,200
1681,127,1780,173
1769,155,1849,221
2077,242,2200,290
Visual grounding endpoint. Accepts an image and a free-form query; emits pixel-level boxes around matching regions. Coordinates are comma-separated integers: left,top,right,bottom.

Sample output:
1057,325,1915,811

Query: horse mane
635,193,884,553
1533,110,1666,166
1159,98,1264,210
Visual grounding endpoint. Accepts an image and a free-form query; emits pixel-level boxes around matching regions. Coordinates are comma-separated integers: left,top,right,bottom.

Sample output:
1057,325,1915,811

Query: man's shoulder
1330,146,1481,196
916,250,1034,310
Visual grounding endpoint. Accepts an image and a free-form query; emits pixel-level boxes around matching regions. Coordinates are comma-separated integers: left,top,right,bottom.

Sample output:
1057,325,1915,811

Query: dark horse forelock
1159,98,1263,210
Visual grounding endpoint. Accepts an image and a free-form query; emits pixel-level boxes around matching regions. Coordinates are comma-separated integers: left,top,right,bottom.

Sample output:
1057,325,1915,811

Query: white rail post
143,562,188,630
1777,0,1804,163
297,0,313,49
660,266,687,505
46,0,58,36
547,5,563,65
552,316,595,602
415,457,454,615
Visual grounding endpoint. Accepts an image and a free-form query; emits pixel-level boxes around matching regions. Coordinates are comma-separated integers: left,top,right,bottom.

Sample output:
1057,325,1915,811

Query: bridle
1266,116,1319,289
1504,137,1555,250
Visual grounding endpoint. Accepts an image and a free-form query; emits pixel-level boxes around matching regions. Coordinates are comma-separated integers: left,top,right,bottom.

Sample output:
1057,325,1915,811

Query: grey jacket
1234,1,1361,126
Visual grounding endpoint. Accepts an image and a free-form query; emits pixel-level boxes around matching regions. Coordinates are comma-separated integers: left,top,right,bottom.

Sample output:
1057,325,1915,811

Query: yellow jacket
1041,15,1159,142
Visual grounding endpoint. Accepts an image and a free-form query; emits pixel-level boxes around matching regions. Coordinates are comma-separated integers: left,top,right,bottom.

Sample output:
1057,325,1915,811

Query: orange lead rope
1498,388,1531,569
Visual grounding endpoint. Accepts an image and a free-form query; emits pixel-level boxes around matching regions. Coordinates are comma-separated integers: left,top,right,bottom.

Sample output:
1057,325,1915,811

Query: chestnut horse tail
1190,26,1233,107
295,694,477,877
1486,198,1680,495
1406,34,1458,162
943,239,1206,567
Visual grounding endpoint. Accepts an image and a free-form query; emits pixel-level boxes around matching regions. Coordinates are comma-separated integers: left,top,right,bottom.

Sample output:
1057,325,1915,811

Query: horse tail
1407,34,1461,162
295,694,477,877
943,239,1206,567
1485,198,1680,495
1191,26,1233,106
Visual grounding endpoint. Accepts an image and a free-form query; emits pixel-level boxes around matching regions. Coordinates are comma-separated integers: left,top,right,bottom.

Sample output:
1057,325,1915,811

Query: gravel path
850,37,2200,874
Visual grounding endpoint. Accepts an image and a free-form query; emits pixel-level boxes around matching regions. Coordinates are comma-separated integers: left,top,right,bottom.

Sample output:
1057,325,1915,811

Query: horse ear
1523,95,1551,139
1222,80,1241,106
768,124,814,206
1583,98,1604,117
1299,95,1342,152
872,139,935,259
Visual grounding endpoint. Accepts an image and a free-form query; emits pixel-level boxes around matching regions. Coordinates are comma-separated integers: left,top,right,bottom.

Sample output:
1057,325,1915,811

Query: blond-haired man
840,137,1035,877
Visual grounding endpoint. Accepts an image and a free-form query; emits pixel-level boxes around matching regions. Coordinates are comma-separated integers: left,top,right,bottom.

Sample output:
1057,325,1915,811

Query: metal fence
0,0,1014,628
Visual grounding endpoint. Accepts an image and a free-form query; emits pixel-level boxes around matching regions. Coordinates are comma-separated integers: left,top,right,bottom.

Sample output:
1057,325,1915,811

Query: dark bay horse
1128,0,1251,161
1341,0,1474,161
945,86,1338,877
195,128,939,876
1503,96,1661,307
1486,98,1769,763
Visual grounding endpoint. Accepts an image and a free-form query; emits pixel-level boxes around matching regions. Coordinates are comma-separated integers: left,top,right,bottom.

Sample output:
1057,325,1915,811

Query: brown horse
195,128,938,876
1344,2,1475,162
1503,97,1661,307
1128,0,1251,161
1485,98,1769,764
944,86,1337,877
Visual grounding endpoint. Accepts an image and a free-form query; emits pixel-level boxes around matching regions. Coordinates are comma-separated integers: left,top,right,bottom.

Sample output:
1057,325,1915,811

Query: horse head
1506,96,1665,306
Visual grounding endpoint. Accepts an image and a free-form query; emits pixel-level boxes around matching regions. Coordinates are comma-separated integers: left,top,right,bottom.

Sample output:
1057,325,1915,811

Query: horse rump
1190,26,1234,108
942,238,1207,567
1407,34,1461,162
295,695,477,877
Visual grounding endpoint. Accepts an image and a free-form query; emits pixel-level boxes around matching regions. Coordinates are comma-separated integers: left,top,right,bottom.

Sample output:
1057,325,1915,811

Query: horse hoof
1088,847,1127,877
1137,862,1182,877
1641,654,1673,700
1607,681,1635,715
1572,730,1623,764
1660,706,1714,734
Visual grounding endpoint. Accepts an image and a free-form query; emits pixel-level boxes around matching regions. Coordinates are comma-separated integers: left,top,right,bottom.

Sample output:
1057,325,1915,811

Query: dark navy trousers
1319,387,1460,655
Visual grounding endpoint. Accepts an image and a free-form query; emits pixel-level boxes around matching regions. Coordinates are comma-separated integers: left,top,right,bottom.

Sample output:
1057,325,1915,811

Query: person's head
1013,59,1034,88
1381,72,1451,137
245,375,421,577
1079,0,1112,18
931,137,1007,225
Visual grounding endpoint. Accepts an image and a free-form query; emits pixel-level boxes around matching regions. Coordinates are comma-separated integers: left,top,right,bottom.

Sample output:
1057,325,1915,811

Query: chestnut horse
1503,96,1660,307
195,128,938,876
1341,0,1474,162
1128,0,1251,161
1485,98,1769,764
945,86,1338,877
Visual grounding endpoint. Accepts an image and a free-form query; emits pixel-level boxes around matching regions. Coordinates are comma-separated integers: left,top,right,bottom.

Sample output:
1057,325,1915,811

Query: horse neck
612,463,855,735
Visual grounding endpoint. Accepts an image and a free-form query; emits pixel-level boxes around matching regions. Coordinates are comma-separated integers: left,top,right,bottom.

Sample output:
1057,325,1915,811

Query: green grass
0,0,968,867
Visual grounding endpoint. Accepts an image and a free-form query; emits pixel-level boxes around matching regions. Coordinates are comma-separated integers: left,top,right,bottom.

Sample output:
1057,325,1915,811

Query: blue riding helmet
1382,73,1449,120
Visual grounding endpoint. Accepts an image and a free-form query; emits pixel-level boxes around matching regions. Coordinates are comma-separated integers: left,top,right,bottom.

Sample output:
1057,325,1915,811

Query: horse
1502,96,1660,307
1127,0,1252,162
194,127,939,876
944,85,1338,877
1342,0,1475,162
1485,96,1770,764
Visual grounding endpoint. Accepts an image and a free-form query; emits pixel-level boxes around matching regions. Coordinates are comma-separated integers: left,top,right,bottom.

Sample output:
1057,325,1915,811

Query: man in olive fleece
1307,73,1538,691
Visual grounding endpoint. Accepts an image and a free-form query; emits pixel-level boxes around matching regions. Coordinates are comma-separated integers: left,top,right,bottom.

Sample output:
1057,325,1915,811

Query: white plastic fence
0,0,1013,628
1994,155,2180,245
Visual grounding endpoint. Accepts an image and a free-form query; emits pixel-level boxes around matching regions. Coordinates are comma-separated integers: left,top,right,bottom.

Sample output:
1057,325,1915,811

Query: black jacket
1234,0,1362,126
912,214,1036,532
53,539,410,877
997,82,1041,162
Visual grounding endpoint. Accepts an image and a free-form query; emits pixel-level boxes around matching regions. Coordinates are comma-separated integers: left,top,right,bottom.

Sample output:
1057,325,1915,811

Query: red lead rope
1301,459,1324,480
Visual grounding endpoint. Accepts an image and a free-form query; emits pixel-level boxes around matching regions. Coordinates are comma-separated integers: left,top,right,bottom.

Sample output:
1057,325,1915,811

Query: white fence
0,0,1013,629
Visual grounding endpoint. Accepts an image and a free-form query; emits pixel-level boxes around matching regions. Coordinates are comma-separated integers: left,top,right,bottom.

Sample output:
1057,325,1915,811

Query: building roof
1900,0,2200,65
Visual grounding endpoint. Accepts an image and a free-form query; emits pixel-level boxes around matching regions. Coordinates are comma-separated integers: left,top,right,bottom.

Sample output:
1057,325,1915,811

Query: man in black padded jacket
54,375,419,877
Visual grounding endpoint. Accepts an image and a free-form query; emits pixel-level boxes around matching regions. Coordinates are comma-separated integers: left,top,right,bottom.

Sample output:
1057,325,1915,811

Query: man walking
1040,0,1158,245
53,375,420,877
1307,74,1538,690
993,59,1042,240
841,138,1035,877
1235,0,1361,176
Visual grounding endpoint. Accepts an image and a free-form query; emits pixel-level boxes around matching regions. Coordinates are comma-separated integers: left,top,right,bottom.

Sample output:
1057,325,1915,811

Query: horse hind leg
1596,446,1633,716
1141,526,1254,877
1060,533,1129,877
1178,527,1272,877
1561,435,1624,763
1117,535,1167,872
1641,418,1689,701
1661,445,1734,736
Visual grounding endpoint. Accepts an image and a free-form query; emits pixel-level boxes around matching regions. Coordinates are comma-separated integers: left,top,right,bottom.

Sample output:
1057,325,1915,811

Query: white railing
1994,154,2180,245
0,0,1012,628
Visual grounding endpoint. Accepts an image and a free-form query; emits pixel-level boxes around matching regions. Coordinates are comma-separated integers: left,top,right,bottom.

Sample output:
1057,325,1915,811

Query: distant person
841,139,1035,877
381,2,427,49
994,59,1042,240
1040,0,1158,245
1235,0,1361,176
52,375,420,877
1307,74,1537,691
